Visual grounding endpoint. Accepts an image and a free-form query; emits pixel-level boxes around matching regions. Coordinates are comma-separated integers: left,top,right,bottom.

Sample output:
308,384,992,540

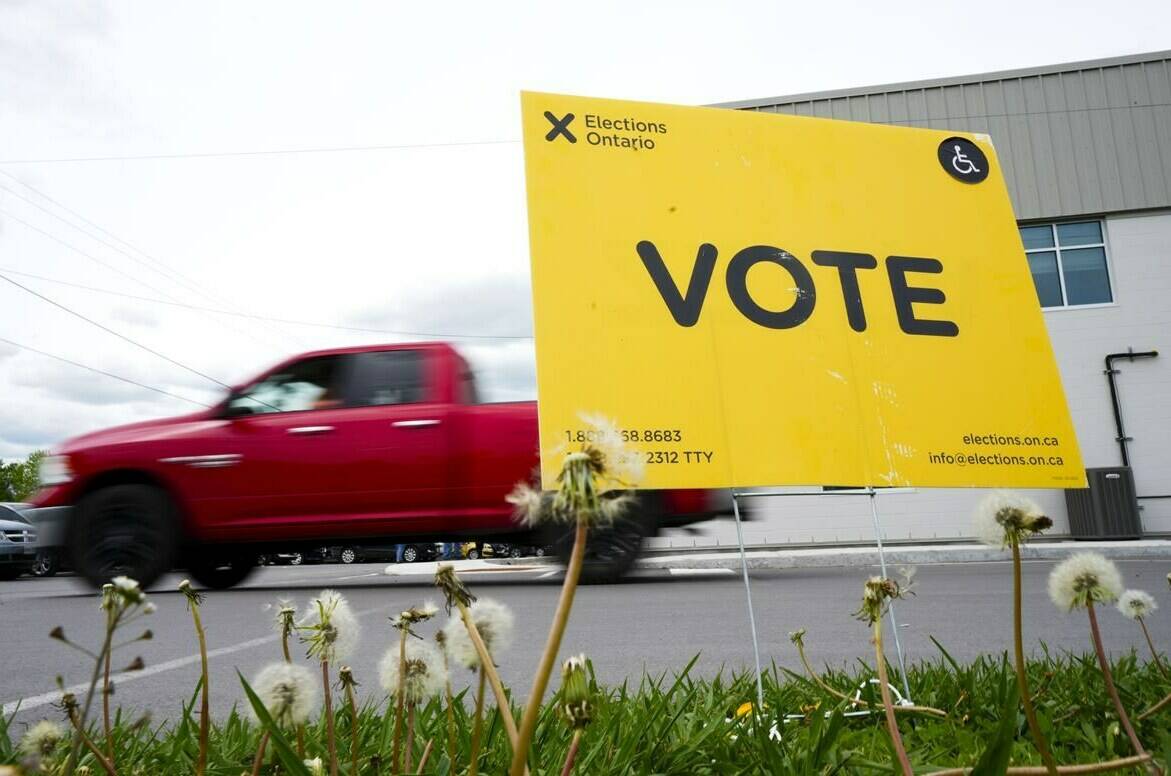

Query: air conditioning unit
1064,467,1142,540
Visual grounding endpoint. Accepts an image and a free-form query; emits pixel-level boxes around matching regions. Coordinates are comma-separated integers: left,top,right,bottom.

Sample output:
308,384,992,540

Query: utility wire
0,336,211,408
0,265,534,340
0,272,231,388
0,204,296,353
0,179,301,351
0,138,519,165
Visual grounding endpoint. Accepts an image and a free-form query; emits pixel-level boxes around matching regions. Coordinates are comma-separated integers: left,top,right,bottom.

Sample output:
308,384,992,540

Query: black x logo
544,111,576,144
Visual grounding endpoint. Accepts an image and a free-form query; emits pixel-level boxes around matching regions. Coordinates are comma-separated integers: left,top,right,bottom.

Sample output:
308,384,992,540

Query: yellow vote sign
521,91,1085,490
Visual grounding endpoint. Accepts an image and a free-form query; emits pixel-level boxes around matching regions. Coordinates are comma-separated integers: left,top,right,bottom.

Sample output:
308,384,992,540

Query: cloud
107,304,161,328
347,274,533,340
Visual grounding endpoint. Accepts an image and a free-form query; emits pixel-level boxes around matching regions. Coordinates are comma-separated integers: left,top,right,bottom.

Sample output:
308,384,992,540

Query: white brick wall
655,209,1171,549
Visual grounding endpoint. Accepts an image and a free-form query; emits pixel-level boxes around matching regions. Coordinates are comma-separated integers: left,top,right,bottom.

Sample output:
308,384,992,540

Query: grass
5,645,1171,775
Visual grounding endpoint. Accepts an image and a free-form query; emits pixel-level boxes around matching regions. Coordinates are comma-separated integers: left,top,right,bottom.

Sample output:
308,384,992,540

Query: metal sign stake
867,487,913,702
731,490,765,709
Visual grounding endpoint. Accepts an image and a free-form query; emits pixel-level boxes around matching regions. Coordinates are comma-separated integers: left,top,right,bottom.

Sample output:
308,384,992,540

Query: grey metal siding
728,53,1171,221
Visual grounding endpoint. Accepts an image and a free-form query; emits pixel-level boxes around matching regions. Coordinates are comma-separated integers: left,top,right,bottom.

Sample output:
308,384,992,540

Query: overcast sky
1,1,1168,460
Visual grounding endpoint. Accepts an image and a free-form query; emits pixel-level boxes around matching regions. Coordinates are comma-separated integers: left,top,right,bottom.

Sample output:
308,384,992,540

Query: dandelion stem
322,659,339,776
925,753,1154,774
560,729,583,776
297,724,306,758
405,703,416,774
1085,602,1159,776
250,731,270,776
510,521,588,776
391,630,406,773
794,635,946,716
65,613,118,774
1138,618,1170,682
1138,689,1171,720
102,636,114,763
468,668,487,776
66,706,119,776
443,653,457,767
415,738,434,774
1013,539,1060,775
281,628,292,664
873,618,913,776
344,675,359,776
455,598,519,746
189,597,211,776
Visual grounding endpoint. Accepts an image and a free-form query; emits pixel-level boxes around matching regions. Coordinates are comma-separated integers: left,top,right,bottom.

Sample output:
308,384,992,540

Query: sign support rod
731,490,765,709
868,487,913,702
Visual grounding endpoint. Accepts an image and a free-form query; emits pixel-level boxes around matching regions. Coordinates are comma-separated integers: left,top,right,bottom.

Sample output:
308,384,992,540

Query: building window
1019,220,1113,308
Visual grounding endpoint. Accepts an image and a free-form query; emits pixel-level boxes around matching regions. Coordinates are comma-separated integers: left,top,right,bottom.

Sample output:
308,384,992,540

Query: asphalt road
2,558,1169,729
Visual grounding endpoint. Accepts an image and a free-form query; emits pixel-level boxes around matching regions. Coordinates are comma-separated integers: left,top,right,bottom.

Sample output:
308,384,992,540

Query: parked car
0,503,37,580
26,342,730,589
321,543,446,564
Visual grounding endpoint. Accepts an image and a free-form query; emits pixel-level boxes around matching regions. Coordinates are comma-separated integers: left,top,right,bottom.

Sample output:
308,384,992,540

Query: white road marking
537,570,560,579
2,606,384,717
334,572,381,581
667,568,735,577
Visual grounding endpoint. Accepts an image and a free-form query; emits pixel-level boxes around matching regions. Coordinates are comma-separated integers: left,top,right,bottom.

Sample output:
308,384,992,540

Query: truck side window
227,355,344,415
346,351,426,407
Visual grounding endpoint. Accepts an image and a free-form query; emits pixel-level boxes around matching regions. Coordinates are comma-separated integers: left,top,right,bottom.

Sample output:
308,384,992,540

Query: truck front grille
2,530,35,543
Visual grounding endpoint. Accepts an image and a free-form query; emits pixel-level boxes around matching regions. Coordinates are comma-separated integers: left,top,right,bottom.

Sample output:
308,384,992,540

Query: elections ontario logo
544,108,665,152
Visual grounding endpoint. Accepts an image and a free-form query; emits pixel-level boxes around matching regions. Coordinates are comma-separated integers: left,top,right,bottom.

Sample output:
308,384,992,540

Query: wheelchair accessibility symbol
937,136,989,183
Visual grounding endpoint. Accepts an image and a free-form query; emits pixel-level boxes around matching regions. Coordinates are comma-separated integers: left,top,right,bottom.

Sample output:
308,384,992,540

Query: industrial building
669,50,1171,547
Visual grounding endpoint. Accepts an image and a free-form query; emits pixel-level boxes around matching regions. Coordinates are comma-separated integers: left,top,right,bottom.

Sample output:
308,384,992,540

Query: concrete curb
634,540,1171,571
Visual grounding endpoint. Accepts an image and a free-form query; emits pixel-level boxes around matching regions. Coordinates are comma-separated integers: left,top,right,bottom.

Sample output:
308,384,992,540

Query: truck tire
187,549,256,589
402,545,420,563
70,484,179,590
552,493,659,584
339,547,357,564
466,547,480,560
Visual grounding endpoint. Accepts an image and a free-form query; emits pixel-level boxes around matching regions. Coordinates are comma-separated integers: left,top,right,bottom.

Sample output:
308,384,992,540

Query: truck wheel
509,546,523,558
339,547,357,564
187,550,256,590
289,553,303,565
402,545,419,563
552,493,659,584
71,484,179,590
466,547,480,560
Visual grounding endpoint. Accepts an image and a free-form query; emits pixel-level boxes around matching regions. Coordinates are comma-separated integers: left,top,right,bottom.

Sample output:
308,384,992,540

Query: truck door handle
288,425,335,435
393,419,441,428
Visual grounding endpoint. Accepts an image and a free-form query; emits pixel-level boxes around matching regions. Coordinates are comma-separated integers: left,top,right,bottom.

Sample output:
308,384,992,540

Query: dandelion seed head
379,639,447,705
1048,552,1123,611
506,481,549,527
577,412,645,490
973,491,1051,547
1117,589,1157,620
111,575,144,603
391,601,439,632
249,662,319,727
441,598,515,669
19,719,65,758
299,589,360,663
304,757,325,776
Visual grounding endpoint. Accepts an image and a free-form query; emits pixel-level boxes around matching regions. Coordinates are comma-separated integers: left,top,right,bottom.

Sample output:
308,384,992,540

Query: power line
0,176,302,351
0,204,297,353
0,138,519,165
0,265,534,340
0,272,231,388
0,336,211,408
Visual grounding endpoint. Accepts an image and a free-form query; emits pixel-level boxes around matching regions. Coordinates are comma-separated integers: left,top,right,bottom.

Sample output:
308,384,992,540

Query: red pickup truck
29,342,727,589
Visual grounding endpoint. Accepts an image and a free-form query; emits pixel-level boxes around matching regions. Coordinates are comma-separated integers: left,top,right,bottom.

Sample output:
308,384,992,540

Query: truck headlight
38,455,74,486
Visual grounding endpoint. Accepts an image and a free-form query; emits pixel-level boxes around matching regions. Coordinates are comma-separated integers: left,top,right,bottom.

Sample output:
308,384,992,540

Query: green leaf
970,678,1020,776
237,670,311,776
